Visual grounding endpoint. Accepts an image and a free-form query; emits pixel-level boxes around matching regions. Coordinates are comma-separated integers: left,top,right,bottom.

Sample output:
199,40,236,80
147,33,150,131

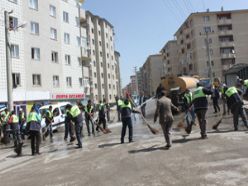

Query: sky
83,0,248,87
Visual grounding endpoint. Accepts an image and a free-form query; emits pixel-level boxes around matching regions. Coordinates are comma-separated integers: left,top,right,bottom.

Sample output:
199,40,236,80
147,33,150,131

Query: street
1,109,248,186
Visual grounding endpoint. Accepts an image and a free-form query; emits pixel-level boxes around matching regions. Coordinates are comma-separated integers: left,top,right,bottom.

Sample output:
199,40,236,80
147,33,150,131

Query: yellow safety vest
70,105,81,118
47,110,53,119
12,114,19,123
118,99,123,107
192,87,206,101
85,106,93,113
244,80,248,88
225,86,238,97
184,92,192,104
121,102,131,109
27,112,39,123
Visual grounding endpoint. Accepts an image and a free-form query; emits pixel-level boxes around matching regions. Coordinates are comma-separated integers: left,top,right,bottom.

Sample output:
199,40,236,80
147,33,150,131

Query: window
94,72,97,77
8,0,18,4
65,55,71,65
10,44,19,58
111,56,114,60
29,0,38,10
100,52,103,57
107,53,109,58
79,78,83,87
53,75,59,87
9,16,18,29
63,11,69,23
30,22,39,35
92,39,95,45
31,47,40,60
106,43,109,48
75,17,79,27
91,28,94,33
51,51,58,63
98,30,101,35
77,36,81,46
53,108,60,117
66,77,72,87
50,28,57,40
107,63,110,68
109,95,112,100
203,16,210,22
110,36,112,41
32,74,41,86
108,73,110,79
109,84,111,89
93,61,96,66
92,50,95,55
94,83,97,88
49,5,56,17
64,33,70,44
78,57,82,66
102,84,104,89
99,41,102,46
100,62,103,67
106,33,108,38
12,73,20,88
101,73,104,78
204,26,212,33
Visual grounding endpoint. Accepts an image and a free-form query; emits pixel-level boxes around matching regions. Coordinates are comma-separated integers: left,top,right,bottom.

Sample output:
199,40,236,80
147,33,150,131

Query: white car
39,102,70,131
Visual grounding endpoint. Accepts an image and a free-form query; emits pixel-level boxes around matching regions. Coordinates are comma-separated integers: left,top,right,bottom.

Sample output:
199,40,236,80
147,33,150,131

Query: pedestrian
116,96,123,122
154,89,179,149
64,109,75,142
183,89,196,134
192,83,212,139
44,106,53,140
8,111,23,154
220,83,229,115
224,86,248,131
120,97,140,143
18,108,26,139
66,104,83,148
27,106,42,155
96,99,107,132
84,100,95,136
1,108,11,144
212,85,221,113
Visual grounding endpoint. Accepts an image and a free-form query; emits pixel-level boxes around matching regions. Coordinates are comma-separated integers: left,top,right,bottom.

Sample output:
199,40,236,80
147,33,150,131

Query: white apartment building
0,0,89,112
85,11,121,103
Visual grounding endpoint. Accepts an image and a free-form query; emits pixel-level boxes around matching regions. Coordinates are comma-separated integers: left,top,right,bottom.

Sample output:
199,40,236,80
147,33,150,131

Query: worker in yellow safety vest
45,106,54,139
1,108,10,144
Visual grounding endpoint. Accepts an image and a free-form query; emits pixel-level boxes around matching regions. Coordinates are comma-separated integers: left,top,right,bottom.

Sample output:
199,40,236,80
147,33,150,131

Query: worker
192,83,212,139
18,108,26,139
120,97,140,144
66,104,83,148
96,99,107,132
84,100,95,136
212,85,221,113
106,100,111,122
45,106,53,140
116,96,123,122
1,108,10,144
220,83,229,116
154,89,179,149
8,111,23,155
139,91,147,117
27,106,42,155
64,109,75,142
240,79,248,99
224,86,248,131
183,89,195,134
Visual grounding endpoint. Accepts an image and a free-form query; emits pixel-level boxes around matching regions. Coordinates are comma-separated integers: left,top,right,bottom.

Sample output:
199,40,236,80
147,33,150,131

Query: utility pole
205,31,213,84
4,11,13,111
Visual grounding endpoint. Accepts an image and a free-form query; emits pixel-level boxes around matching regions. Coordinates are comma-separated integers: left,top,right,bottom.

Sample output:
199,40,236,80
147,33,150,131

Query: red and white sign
51,93,85,100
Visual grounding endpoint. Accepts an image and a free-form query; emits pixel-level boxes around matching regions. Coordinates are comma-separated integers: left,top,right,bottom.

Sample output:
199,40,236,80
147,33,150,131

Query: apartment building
160,40,179,76
175,9,248,80
85,11,120,103
141,54,164,96
114,51,122,97
0,0,89,111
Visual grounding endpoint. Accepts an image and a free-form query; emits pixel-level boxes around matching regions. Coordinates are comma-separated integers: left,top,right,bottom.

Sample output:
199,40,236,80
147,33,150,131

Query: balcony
218,18,232,25
218,30,233,36
219,41,235,47
221,53,236,59
80,17,88,28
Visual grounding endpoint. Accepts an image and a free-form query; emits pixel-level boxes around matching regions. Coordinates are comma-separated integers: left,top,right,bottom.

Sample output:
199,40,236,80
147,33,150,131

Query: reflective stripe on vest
3,112,10,123
192,87,206,101
225,86,238,97
244,80,248,87
184,92,192,104
27,112,39,123
12,115,19,123
85,106,93,113
220,87,224,94
121,102,131,109
118,99,123,106
70,105,81,118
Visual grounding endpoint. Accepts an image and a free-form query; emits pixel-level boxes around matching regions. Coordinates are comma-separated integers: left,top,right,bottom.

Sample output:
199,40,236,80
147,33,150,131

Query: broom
128,96,159,135
89,115,111,134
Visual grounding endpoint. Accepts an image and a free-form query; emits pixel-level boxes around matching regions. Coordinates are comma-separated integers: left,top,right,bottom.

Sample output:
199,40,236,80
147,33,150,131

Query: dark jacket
192,88,212,111
121,102,140,119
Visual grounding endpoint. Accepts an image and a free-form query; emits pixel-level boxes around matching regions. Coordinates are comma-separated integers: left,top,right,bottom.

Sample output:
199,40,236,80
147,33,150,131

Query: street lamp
4,10,26,111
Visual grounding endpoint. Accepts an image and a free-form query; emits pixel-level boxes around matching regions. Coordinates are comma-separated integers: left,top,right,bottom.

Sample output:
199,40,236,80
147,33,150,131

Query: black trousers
213,98,220,112
75,123,82,147
195,109,207,137
30,130,41,154
231,102,248,130
121,117,133,142
97,117,106,130
85,118,95,135
64,122,75,139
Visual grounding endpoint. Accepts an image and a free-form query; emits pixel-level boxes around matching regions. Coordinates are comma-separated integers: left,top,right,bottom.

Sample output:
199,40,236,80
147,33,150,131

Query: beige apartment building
160,40,179,76
175,9,248,80
141,54,164,96
85,11,120,103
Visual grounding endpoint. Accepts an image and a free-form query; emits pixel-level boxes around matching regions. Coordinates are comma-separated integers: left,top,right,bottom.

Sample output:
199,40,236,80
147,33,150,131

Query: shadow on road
207,129,235,134
128,145,166,154
172,137,202,144
6,154,32,158
98,142,120,148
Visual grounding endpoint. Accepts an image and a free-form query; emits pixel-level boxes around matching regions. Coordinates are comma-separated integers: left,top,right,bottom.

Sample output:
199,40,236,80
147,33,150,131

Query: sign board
51,93,85,100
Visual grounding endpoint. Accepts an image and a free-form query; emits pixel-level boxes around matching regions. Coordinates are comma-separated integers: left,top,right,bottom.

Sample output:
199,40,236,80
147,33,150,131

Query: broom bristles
147,124,159,134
